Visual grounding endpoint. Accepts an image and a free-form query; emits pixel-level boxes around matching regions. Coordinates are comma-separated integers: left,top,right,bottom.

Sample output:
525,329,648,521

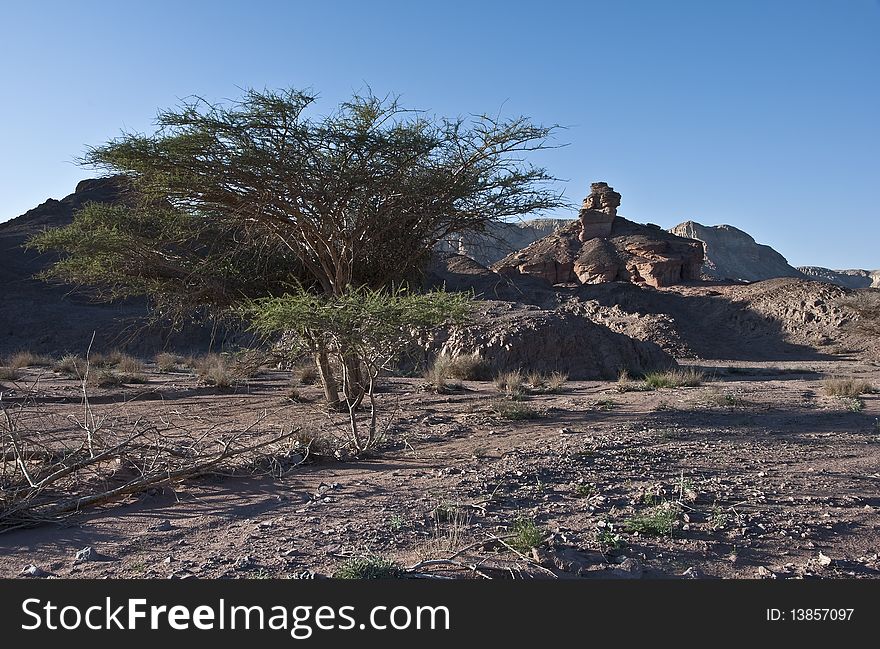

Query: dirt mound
564,278,871,361
420,300,674,380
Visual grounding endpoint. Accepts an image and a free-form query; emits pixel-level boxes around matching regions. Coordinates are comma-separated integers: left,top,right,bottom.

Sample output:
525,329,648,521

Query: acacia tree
31,88,564,406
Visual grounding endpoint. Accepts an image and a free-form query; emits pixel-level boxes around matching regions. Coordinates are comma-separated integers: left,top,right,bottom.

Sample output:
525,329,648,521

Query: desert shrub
494,370,526,398
490,398,539,420
423,355,462,393
155,352,180,373
334,556,405,579
116,355,144,374
644,368,703,389
53,354,84,378
525,369,545,390
89,350,126,368
7,351,53,369
823,377,873,397
0,367,20,380
543,371,568,393
86,368,123,388
508,518,544,553
298,365,319,385
230,349,268,379
445,353,489,380
121,373,149,384
199,358,233,389
839,290,880,336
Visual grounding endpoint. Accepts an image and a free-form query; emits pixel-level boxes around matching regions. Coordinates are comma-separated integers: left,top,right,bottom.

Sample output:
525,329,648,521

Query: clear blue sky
1,0,877,268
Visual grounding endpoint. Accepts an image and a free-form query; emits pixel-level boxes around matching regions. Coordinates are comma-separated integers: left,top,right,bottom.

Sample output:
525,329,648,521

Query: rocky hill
494,183,703,288
669,220,804,282
436,218,575,266
0,179,220,356
797,266,880,289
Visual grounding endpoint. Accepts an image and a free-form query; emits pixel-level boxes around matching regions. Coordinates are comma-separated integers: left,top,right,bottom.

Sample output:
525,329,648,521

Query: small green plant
709,506,730,531
595,398,615,411
334,556,405,579
508,517,544,553
388,514,405,532
490,399,540,420
574,483,596,498
596,524,625,551
644,368,704,389
823,377,873,397
624,503,679,537
155,352,180,373
843,397,864,412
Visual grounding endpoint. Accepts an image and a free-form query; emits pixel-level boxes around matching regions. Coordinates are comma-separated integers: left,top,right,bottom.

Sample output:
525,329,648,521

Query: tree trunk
314,343,340,406
340,350,365,410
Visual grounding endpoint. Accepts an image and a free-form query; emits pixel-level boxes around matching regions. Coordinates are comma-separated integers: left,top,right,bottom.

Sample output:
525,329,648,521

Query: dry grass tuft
823,377,874,398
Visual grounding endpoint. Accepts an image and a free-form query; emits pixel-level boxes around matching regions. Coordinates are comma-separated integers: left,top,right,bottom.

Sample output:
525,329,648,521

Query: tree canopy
31,87,565,314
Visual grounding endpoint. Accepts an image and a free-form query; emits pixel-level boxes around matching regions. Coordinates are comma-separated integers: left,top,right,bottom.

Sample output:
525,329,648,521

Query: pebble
75,547,95,563
21,564,50,578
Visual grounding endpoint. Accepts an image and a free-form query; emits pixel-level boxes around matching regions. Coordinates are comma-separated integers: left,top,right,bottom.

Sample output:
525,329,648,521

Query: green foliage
250,286,470,352
509,518,544,553
624,504,680,537
334,557,405,579
30,88,563,321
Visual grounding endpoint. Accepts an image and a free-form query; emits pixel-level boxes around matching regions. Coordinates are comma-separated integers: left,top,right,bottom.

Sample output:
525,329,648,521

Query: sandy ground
2,354,878,580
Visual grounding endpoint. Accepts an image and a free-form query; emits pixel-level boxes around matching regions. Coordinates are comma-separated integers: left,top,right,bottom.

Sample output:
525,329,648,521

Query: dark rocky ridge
0,178,223,357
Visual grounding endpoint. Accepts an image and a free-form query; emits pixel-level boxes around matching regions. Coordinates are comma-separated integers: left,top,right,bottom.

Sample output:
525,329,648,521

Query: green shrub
508,518,544,553
334,556,405,579
624,503,680,537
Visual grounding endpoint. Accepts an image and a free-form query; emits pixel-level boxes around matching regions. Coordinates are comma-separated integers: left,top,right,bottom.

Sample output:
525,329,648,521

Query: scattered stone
149,519,174,532
681,567,704,579
818,552,833,567
21,565,51,578
74,547,97,563
756,566,776,579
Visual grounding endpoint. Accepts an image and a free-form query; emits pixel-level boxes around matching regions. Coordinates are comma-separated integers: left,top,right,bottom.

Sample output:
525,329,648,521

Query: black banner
0,579,875,645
